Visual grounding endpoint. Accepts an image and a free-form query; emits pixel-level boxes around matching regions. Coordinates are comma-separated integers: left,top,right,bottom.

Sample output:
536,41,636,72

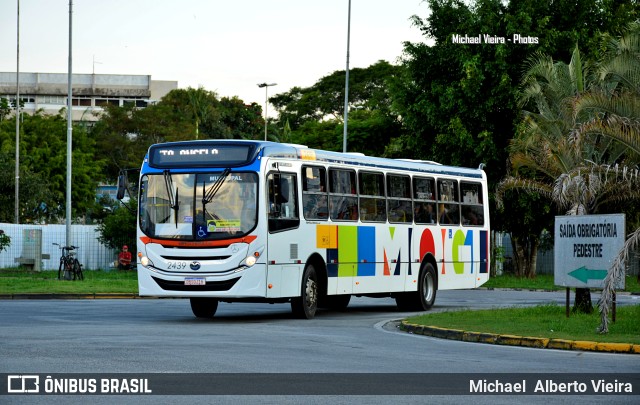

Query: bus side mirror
116,173,128,200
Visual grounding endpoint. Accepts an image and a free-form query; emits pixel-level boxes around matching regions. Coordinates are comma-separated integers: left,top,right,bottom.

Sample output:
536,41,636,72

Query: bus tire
418,263,437,310
395,263,437,311
291,264,318,319
190,297,219,318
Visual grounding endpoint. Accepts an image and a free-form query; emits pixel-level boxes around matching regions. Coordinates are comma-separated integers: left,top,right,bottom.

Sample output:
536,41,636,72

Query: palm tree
570,23,640,332
499,46,588,273
496,47,587,279
186,87,214,140
498,44,640,312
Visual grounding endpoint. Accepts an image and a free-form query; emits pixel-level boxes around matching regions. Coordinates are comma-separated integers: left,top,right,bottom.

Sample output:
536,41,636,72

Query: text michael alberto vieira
470,378,633,394
452,33,539,44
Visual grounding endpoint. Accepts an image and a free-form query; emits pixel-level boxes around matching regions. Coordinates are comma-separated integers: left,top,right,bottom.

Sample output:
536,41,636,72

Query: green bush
0,230,10,253
97,202,137,251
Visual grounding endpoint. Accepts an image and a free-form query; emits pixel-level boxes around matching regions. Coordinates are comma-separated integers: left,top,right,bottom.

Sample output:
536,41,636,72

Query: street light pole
15,0,20,224
343,0,351,153
66,0,73,247
257,82,276,141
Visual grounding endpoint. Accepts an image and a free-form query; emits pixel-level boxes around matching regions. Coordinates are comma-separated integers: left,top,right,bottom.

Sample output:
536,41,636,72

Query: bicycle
53,243,84,281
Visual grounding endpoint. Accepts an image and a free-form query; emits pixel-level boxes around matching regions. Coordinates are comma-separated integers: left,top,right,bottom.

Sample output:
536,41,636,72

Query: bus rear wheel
291,264,318,319
395,263,437,311
190,297,219,318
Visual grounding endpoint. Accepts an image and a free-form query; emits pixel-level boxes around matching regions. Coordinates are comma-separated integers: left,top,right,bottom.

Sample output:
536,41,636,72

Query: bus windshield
139,171,258,240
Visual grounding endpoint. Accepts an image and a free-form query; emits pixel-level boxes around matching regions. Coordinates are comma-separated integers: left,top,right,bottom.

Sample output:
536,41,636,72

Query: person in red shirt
118,245,132,270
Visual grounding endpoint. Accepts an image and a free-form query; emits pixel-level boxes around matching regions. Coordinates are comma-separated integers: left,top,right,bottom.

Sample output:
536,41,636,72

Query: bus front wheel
419,263,437,309
291,264,318,319
190,297,219,318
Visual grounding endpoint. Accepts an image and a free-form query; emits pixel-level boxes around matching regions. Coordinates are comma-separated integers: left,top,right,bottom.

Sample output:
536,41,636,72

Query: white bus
125,140,490,319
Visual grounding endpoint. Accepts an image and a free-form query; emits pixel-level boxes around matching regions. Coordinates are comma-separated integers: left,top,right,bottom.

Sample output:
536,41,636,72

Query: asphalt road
0,289,638,404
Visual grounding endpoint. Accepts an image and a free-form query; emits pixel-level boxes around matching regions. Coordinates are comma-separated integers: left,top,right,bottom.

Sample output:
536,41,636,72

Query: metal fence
0,223,130,271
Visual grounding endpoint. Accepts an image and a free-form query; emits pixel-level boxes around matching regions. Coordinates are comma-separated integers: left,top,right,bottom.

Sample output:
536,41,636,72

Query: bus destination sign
148,143,256,168
554,214,625,289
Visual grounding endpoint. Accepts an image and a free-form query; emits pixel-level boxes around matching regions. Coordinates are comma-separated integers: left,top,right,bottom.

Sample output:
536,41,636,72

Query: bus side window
460,181,484,226
387,174,412,223
413,177,436,224
302,166,328,220
437,179,459,225
359,171,385,222
329,168,358,221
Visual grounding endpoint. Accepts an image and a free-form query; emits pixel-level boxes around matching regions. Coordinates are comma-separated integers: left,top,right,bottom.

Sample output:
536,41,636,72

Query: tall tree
271,60,400,129
567,23,640,332
0,152,53,223
93,88,265,180
497,46,594,278
161,87,221,140
393,0,512,182
499,42,640,311
396,0,639,282
0,112,103,222
216,97,263,140
394,0,638,184
91,102,194,181
270,60,402,155
0,98,10,121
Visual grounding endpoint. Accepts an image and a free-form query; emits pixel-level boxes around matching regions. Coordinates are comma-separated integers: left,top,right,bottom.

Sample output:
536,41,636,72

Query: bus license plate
184,278,206,286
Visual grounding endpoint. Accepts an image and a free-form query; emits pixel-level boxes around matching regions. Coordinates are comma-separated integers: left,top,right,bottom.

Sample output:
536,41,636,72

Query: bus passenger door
266,171,303,298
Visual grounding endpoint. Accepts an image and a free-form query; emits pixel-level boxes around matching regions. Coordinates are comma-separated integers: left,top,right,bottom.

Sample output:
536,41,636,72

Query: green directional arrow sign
568,266,607,283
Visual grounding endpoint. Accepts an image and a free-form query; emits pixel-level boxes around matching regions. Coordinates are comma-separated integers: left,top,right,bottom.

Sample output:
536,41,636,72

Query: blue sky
0,0,428,106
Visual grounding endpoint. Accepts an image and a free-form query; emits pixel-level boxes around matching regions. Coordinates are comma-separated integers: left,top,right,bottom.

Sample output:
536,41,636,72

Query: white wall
0,223,118,271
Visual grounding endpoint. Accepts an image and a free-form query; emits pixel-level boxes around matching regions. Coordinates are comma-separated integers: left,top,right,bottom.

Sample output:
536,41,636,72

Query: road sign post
554,214,625,317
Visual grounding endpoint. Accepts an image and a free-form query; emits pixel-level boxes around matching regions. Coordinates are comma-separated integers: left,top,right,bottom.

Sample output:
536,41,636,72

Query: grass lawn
2,268,637,295
482,273,640,293
0,269,138,294
408,274,640,345
406,304,640,344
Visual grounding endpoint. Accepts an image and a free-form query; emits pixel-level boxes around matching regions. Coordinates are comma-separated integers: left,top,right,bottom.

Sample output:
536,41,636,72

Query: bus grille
151,276,240,291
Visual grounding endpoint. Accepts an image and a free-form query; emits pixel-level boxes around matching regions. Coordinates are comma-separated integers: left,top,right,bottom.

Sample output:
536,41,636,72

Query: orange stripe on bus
139,235,257,247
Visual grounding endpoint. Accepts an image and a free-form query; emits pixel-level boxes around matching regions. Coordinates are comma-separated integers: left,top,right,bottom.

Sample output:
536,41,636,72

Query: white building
0,72,177,122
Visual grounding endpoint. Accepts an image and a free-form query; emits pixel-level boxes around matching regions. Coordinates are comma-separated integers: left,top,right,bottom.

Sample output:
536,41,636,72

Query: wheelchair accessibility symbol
197,225,207,238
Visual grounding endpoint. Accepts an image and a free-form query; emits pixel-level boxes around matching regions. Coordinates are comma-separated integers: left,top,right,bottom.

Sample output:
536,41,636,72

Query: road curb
400,320,639,354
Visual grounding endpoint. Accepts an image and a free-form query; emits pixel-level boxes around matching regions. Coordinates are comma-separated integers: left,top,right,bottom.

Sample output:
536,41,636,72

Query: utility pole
342,0,351,153
15,0,20,224
66,0,73,246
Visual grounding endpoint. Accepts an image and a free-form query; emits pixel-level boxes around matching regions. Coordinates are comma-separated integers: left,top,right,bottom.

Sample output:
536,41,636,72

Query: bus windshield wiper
203,168,231,204
163,170,180,228
202,168,231,222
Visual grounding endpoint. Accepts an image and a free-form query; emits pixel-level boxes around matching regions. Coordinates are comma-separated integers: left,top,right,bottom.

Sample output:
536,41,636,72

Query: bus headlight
239,249,262,269
244,255,257,267
140,256,152,267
